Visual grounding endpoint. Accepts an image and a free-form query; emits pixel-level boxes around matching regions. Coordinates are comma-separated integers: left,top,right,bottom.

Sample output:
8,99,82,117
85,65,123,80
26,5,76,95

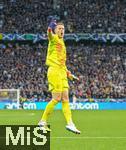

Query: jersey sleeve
47,27,54,40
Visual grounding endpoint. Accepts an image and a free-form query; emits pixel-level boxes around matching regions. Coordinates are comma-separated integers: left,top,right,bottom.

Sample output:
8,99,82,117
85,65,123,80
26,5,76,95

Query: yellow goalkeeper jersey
46,34,67,69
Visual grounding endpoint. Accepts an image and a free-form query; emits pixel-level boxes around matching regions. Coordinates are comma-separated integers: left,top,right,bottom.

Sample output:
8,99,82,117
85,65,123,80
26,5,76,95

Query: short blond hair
56,22,64,26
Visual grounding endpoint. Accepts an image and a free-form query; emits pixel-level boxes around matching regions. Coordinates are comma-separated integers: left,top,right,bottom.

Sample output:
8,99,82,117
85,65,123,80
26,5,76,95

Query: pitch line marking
51,136,126,139
0,113,35,117
0,136,126,139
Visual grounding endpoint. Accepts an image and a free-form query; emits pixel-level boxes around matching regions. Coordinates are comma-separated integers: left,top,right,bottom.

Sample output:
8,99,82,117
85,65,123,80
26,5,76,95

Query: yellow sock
41,99,58,122
62,101,72,124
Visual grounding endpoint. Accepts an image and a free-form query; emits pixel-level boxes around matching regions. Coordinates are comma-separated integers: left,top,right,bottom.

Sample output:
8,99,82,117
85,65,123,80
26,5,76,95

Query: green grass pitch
0,110,126,150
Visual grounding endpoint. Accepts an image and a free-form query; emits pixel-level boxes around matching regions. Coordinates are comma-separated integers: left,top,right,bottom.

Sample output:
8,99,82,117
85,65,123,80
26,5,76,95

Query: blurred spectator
0,43,125,101
0,0,126,102
1,0,126,33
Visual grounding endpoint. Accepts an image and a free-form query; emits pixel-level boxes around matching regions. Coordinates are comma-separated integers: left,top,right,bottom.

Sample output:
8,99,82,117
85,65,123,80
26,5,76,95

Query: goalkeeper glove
48,16,57,33
67,71,79,81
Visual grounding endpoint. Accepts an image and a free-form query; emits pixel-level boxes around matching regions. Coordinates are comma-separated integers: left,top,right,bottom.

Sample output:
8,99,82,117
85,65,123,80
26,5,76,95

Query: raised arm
47,27,53,40
47,19,57,40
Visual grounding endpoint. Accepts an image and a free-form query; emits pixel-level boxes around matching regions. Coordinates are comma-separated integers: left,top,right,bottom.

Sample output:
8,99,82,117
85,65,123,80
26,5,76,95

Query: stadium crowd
0,0,125,102
0,0,126,33
0,44,125,102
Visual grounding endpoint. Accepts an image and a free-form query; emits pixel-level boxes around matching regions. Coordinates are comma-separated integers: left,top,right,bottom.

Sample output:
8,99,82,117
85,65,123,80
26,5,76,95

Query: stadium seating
1,0,126,33
0,44,125,101
0,0,125,101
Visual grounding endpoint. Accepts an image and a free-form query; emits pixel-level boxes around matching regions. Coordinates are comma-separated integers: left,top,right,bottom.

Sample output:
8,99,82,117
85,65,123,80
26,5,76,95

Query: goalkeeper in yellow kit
38,17,81,134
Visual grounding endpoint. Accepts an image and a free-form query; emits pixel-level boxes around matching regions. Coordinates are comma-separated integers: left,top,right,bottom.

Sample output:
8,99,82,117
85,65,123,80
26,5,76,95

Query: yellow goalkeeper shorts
47,66,69,92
